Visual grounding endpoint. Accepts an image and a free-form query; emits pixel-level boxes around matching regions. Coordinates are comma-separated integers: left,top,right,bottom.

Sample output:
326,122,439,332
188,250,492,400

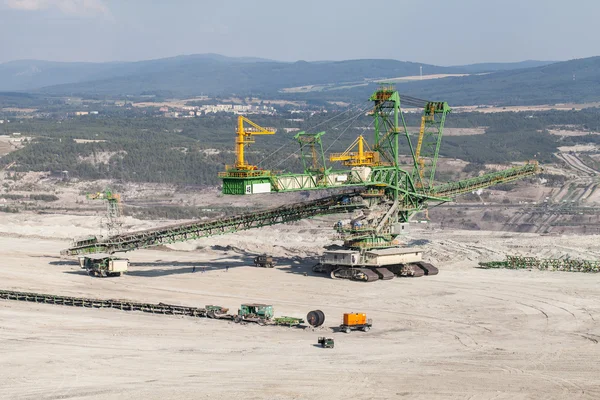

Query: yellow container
343,313,367,326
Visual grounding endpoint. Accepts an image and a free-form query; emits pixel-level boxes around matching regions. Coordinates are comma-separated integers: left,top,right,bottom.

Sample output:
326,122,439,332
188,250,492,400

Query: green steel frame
63,191,365,255
66,86,541,256
295,131,330,174
479,255,600,273
411,102,451,190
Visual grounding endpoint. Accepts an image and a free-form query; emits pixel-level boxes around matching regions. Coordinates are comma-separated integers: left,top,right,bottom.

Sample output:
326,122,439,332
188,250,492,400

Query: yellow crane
329,135,379,167
234,115,276,171
414,103,436,186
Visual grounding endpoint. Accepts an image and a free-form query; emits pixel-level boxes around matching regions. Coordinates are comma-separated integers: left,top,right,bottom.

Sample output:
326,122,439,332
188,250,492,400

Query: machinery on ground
205,305,231,319
318,337,335,348
340,312,372,333
254,254,275,268
62,87,540,283
87,189,124,237
0,290,304,329
234,303,274,325
314,247,438,281
306,310,326,327
273,316,305,327
479,255,600,272
78,254,128,277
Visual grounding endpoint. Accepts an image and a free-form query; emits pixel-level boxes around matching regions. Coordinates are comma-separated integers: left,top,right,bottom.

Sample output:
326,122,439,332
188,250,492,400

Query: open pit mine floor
1,213,600,399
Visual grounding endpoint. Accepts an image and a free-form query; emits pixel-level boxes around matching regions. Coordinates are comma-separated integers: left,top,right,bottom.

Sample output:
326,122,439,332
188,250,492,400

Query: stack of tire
306,310,325,327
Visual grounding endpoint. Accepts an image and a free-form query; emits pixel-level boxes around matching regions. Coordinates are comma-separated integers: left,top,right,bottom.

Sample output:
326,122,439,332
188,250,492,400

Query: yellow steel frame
329,135,379,167
414,103,436,185
235,115,276,170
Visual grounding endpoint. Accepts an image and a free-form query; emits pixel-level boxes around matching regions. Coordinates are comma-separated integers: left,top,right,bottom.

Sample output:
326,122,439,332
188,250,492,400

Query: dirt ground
2,211,600,399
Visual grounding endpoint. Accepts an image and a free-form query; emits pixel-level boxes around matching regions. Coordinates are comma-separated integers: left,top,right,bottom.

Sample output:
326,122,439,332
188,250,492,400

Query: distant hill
0,54,558,97
0,54,275,92
4,54,597,106
34,58,470,98
396,56,600,105
452,60,556,73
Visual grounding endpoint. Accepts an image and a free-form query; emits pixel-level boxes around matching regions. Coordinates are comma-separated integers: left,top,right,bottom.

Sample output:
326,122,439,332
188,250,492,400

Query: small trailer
339,312,372,333
273,316,304,327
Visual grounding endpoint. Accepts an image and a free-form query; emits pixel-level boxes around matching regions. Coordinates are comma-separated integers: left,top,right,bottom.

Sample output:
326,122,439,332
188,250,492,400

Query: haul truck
78,254,129,277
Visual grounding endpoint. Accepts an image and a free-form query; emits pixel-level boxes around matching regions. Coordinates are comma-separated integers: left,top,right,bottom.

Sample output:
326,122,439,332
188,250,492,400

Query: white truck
78,254,129,277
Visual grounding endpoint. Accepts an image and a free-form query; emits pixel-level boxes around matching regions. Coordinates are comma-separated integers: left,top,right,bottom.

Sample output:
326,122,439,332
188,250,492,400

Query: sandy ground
1,212,600,399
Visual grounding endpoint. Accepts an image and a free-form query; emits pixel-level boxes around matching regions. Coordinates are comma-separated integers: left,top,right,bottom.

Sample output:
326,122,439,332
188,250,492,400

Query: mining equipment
273,316,305,327
315,247,438,281
62,87,541,283
479,255,600,272
306,310,326,327
205,305,232,319
254,254,275,268
78,254,128,277
318,337,335,348
87,188,124,237
340,312,372,333
0,289,305,329
234,303,274,325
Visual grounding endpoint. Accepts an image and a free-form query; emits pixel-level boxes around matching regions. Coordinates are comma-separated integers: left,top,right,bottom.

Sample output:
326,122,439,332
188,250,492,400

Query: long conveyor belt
432,162,540,197
62,190,365,256
0,289,208,317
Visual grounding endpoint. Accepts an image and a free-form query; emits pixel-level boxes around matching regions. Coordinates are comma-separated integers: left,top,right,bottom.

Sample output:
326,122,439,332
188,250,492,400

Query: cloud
4,0,110,17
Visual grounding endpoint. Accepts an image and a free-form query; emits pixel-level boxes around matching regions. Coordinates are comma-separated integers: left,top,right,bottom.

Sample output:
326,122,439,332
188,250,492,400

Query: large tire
234,315,242,323
316,310,325,325
344,327,351,334
363,326,370,332
307,310,325,327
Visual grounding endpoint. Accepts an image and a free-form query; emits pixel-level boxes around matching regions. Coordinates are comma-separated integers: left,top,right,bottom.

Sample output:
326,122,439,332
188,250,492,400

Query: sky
0,0,599,65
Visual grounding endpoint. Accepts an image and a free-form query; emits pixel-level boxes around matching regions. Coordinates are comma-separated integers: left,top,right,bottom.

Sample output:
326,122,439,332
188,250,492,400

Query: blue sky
0,0,598,65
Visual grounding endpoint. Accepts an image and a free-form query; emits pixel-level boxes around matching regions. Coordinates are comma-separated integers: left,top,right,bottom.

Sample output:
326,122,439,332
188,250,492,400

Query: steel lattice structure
63,86,541,257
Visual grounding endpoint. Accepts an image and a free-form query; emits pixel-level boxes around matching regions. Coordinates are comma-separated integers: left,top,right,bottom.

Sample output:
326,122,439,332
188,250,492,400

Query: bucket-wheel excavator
63,86,540,282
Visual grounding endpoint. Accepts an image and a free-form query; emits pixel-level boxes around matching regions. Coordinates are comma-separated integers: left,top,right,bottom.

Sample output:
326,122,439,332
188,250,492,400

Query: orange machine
343,313,367,326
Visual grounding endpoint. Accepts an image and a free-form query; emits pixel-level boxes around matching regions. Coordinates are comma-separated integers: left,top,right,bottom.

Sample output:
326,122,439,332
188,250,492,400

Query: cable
260,102,372,171
270,103,372,170
255,102,369,168
323,104,372,153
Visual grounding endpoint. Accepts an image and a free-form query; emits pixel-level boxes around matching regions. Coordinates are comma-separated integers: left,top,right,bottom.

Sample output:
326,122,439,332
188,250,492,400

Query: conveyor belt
432,162,540,198
62,190,365,256
0,289,208,317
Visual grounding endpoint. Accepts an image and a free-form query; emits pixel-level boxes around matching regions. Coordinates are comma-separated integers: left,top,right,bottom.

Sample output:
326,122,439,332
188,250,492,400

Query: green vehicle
235,303,274,325
205,305,231,319
318,337,334,348
274,316,304,327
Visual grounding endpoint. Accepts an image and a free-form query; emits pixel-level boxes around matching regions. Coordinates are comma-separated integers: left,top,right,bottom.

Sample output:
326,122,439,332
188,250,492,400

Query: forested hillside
2,108,599,185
